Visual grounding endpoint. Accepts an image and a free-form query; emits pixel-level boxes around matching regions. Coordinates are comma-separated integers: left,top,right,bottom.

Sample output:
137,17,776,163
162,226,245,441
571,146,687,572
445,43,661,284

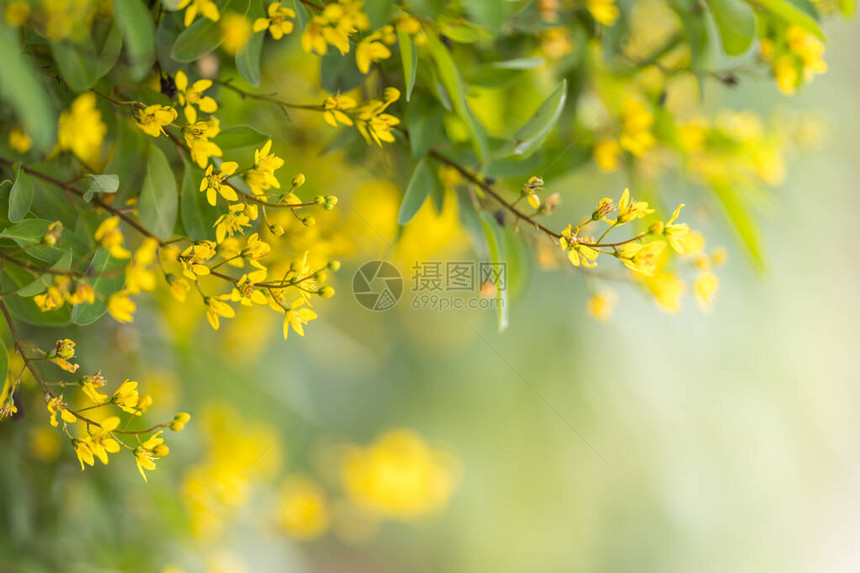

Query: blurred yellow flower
277,474,330,540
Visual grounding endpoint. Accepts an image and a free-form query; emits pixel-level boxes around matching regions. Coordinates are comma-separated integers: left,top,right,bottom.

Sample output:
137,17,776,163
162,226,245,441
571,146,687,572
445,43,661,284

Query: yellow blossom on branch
175,71,218,124
253,1,296,39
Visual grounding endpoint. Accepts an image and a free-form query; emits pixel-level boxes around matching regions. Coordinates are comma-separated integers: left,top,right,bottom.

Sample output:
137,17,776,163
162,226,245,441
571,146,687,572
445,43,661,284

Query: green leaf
82,174,120,203
398,158,436,224
180,163,219,241
171,14,222,62
496,80,567,159
50,37,100,92
364,0,395,29
9,164,33,223
407,94,445,158
237,0,266,86
138,144,178,239
319,49,366,93
425,29,488,160
712,184,765,272
97,23,124,77
71,248,127,326
113,0,156,79
0,338,8,391
479,213,508,332
398,28,418,102
0,24,56,150
294,0,311,29
461,0,510,34
750,0,824,39
0,219,52,245
16,249,74,298
707,0,755,56
215,125,270,151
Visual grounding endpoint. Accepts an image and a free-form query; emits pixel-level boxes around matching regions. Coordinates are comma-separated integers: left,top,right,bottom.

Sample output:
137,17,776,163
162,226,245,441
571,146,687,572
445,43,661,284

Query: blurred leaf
82,174,120,203
50,36,101,91
407,93,445,158
0,338,8,390
496,80,567,159
9,164,33,223
479,213,508,332
97,23,124,77
237,0,266,86
425,29,488,160
113,0,156,79
707,0,755,56
107,118,148,197
457,187,486,255
320,49,366,93
712,184,765,272
751,0,824,39
0,24,56,150
399,158,436,224
365,0,395,29
139,144,178,239
398,29,418,101
16,249,73,298
484,151,546,179
502,227,530,300
71,248,127,325
294,0,311,29
180,162,219,241
460,0,510,34
1,264,71,325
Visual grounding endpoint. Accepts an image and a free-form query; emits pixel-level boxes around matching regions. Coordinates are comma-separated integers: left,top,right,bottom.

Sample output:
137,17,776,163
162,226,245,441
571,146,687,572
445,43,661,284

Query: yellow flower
47,395,77,427
662,204,689,253
694,272,719,311
587,0,618,25
586,291,615,321
223,267,269,306
107,291,136,323
618,99,656,157
615,188,654,224
200,162,239,206
340,429,459,519
354,88,401,146
647,273,686,313
355,26,395,74
593,138,621,172
73,439,95,469
300,0,369,56
206,298,236,330
94,216,132,259
283,299,318,339
559,225,599,267
80,372,109,404
618,240,665,276
322,94,357,127
179,241,217,280
34,287,64,311
184,117,223,169
134,431,167,482
213,203,252,243
176,0,220,27
774,56,799,95
51,338,79,373
8,127,31,153
220,12,252,54
242,233,271,260
4,1,29,26
86,416,122,465
539,27,573,60
253,1,296,39
136,104,178,138
175,71,218,124
113,379,140,415
125,239,159,294
277,475,330,540
58,93,107,164
245,140,284,195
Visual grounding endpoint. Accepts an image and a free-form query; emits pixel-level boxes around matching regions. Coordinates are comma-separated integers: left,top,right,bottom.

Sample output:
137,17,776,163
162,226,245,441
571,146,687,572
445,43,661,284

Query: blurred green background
3,15,860,573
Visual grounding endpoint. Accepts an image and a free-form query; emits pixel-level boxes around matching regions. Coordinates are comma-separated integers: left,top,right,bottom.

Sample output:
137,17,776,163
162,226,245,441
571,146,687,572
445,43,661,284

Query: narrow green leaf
0,219,54,245
294,0,311,29
407,94,445,158
399,158,436,224
750,0,824,39
171,14,222,62
237,0,266,86
425,29,488,160
113,0,156,79
138,144,178,239
0,24,56,150
398,28,418,102
497,79,567,159
479,213,508,332
708,0,755,56
50,37,100,91
97,23,124,77
712,184,765,272
16,249,74,298
9,164,33,223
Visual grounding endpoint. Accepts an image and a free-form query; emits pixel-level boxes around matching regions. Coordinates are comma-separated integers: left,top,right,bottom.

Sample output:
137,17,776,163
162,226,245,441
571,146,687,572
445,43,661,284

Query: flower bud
318,286,335,298
313,195,326,206
292,173,306,187
649,221,665,235
269,224,285,237
327,260,341,271
302,216,316,227
153,444,169,457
